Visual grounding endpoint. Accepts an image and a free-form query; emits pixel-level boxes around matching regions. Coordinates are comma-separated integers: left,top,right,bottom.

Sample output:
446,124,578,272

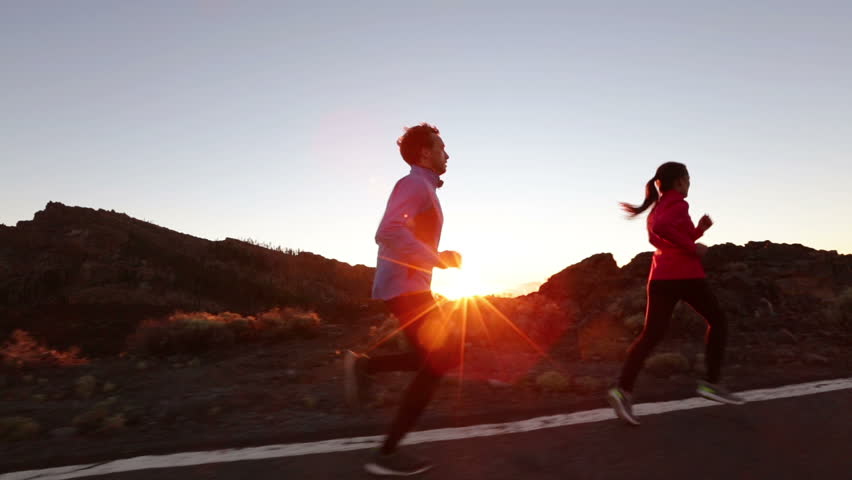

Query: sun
431,267,497,300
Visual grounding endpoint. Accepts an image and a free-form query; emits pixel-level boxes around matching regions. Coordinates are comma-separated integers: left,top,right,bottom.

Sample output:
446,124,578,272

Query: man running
345,123,463,476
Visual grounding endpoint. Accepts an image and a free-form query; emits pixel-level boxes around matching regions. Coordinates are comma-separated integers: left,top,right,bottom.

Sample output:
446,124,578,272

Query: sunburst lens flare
431,266,500,300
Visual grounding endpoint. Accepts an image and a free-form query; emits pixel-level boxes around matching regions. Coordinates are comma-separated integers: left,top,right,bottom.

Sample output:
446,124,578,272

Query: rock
302,394,318,409
777,329,798,345
693,353,707,374
773,347,798,364
804,353,830,365
369,389,398,408
487,379,512,389
103,382,117,393
50,427,77,439
573,376,608,394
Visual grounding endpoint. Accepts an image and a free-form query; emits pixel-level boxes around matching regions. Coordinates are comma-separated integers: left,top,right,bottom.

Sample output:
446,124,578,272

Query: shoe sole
344,351,359,409
697,390,746,405
365,462,433,476
607,391,640,426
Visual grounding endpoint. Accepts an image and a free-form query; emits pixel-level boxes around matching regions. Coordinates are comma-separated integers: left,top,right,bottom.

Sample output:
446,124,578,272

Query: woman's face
674,173,691,197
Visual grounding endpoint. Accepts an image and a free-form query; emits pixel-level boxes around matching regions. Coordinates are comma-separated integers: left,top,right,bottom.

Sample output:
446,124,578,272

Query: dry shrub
128,308,322,356
257,307,322,340
0,416,40,441
0,330,87,371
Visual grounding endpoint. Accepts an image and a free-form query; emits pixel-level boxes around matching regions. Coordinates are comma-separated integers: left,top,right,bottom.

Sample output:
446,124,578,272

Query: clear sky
2,1,850,297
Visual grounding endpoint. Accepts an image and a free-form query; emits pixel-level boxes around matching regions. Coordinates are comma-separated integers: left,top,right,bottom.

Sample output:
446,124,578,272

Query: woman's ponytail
619,162,687,217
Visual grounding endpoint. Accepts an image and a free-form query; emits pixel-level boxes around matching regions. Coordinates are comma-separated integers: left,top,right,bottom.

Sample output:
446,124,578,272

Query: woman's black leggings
618,278,728,392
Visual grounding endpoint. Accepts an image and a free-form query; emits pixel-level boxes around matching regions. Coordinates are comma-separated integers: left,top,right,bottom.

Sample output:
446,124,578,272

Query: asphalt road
12,384,849,480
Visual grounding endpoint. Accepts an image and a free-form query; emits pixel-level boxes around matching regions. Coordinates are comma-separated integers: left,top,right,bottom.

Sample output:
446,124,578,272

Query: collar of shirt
411,165,444,188
660,190,686,202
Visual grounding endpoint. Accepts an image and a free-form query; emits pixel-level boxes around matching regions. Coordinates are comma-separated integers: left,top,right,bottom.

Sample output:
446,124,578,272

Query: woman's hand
697,214,714,232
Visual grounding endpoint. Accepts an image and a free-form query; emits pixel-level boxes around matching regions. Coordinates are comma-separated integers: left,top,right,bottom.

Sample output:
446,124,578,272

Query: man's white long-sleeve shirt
372,166,444,300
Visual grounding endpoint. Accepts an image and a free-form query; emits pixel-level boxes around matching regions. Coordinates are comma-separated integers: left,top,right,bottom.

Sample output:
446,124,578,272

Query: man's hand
697,214,714,232
438,250,463,269
696,243,709,258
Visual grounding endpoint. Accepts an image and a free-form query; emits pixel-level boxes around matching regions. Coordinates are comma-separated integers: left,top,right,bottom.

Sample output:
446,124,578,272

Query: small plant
573,376,608,394
369,315,410,351
75,375,98,399
829,287,852,323
645,352,690,377
72,405,110,433
535,370,570,392
0,416,41,441
623,313,645,333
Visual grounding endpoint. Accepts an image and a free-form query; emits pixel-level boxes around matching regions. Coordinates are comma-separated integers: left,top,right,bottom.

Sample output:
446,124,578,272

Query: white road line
3,377,850,480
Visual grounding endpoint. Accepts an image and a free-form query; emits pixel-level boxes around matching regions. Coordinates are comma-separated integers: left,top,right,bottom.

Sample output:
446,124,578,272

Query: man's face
420,133,449,175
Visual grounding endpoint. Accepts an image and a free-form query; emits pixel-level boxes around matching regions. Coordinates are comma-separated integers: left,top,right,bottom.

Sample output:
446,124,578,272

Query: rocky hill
1,202,850,360
0,202,376,354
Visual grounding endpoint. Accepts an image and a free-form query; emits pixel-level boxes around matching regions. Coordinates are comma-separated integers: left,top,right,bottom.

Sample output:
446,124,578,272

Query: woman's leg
681,279,727,384
618,280,680,392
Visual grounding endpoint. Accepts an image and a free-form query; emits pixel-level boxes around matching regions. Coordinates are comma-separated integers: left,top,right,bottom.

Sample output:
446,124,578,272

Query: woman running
608,162,745,426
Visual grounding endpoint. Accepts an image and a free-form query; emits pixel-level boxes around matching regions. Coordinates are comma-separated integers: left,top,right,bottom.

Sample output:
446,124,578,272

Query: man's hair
397,123,440,165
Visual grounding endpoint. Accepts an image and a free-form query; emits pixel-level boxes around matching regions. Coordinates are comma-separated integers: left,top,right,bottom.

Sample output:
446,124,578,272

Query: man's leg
345,293,437,408
364,293,458,475
380,293,456,453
